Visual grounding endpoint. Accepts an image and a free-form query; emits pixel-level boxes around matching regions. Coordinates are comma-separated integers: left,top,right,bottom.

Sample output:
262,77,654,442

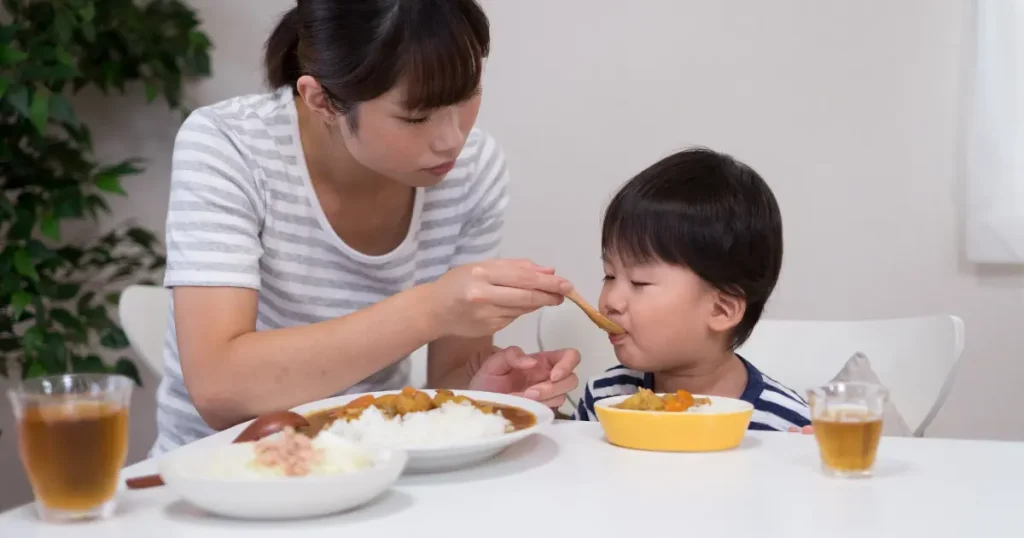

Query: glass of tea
807,381,887,478
8,373,133,522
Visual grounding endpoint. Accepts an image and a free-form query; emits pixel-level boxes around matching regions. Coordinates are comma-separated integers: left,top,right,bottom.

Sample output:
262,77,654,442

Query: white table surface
2,421,1022,537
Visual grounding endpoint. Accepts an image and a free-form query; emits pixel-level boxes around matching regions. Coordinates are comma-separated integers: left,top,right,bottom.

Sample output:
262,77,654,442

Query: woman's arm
175,284,443,430
178,259,566,430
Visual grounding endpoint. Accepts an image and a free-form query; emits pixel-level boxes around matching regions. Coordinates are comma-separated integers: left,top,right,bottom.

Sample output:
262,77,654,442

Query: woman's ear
296,75,335,121
709,290,746,334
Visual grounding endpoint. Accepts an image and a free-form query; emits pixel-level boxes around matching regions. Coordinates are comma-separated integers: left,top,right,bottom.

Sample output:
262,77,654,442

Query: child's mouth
608,332,628,345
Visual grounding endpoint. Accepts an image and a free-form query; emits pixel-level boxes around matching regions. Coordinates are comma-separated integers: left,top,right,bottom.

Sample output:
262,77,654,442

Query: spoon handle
125,474,164,489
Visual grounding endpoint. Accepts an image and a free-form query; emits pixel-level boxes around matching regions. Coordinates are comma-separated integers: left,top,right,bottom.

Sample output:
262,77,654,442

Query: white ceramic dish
157,441,407,520
294,389,555,473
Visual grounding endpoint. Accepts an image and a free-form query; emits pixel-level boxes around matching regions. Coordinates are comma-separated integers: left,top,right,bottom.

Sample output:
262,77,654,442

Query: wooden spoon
564,290,625,335
124,410,311,490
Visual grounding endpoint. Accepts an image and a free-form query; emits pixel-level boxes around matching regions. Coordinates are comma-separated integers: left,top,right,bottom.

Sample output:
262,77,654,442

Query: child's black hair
601,147,783,349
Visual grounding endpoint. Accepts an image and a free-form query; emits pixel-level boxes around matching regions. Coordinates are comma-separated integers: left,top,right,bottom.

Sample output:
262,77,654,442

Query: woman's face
299,77,482,188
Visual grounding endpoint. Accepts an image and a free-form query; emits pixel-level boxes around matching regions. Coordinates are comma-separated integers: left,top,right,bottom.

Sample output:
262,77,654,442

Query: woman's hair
265,0,489,126
601,147,784,349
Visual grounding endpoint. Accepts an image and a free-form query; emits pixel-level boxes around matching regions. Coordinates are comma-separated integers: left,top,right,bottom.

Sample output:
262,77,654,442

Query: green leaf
13,249,39,282
54,283,80,300
126,227,157,248
10,291,31,319
145,81,159,103
40,332,68,372
56,47,74,67
6,83,29,117
54,9,73,42
24,362,47,379
40,213,60,240
100,159,146,177
0,44,28,65
25,240,57,261
29,88,50,133
50,308,85,333
49,94,77,126
100,328,130,349
73,355,107,374
79,4,96,23
0,76,9,99
95,173,126,195
0,22,18,45
22,326,45,353
114,358,143,387
76,291,96,313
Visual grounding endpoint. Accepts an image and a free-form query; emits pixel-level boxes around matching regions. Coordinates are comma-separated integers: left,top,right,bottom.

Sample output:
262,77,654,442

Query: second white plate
293,389,555,473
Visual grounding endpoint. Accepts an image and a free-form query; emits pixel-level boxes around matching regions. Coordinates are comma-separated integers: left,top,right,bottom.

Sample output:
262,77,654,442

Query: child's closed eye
630,281,651,288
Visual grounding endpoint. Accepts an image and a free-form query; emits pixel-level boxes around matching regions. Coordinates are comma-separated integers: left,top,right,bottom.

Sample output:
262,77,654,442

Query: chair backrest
118,284,172,378
538,301,965,436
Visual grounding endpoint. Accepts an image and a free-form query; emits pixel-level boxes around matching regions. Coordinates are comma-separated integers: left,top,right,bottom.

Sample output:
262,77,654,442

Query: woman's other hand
467,346,581,408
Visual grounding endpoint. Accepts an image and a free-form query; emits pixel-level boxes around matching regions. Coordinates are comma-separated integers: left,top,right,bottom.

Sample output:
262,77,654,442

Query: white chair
118,284,172,378
118,284,431,386
537,301,964,436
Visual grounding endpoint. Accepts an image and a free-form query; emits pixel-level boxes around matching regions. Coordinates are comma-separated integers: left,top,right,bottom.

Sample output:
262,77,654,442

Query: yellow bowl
594,394,754,452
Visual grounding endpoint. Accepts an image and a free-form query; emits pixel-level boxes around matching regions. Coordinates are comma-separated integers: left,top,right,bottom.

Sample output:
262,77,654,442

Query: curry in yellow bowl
594,388,754,452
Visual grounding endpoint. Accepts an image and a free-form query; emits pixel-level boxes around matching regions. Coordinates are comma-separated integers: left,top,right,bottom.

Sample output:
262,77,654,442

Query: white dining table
1,421,1022,537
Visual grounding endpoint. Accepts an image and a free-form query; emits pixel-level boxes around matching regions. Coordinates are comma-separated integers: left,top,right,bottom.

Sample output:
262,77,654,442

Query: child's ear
709,290,746,333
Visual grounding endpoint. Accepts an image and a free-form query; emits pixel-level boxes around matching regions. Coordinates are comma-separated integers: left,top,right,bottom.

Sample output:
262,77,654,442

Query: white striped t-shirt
573,356,812,431
153,89,509,455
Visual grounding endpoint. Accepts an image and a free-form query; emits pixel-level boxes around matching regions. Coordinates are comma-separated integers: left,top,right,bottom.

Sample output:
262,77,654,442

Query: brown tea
17,401,129,510
812,407,883,472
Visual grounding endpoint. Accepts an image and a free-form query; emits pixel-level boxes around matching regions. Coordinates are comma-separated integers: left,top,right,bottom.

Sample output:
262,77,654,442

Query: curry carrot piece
343,394,376,410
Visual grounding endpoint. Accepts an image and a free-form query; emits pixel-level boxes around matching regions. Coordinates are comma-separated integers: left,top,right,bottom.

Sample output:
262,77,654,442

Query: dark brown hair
265,0,489,126
602,147,784,349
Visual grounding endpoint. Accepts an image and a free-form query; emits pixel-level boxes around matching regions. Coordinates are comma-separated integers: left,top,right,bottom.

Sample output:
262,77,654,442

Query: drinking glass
8,373,133,522
807,381,887,478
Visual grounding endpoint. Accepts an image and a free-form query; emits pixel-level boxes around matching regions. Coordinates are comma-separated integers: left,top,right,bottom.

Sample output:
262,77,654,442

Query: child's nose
600,289,626,316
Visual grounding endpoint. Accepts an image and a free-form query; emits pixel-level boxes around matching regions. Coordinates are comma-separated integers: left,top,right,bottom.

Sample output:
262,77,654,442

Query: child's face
598,253,737,371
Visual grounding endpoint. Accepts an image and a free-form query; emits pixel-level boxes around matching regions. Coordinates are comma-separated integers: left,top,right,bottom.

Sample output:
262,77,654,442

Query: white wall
4,0,1023,510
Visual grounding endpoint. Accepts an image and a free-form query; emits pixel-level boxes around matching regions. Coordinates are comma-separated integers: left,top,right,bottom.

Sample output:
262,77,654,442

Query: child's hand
788,425,814,435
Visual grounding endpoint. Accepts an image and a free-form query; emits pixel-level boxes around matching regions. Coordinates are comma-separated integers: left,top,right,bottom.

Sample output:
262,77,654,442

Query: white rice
327,400,512,449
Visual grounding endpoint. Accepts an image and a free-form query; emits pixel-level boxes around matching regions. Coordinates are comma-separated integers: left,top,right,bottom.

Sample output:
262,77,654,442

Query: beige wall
4,0,1023,510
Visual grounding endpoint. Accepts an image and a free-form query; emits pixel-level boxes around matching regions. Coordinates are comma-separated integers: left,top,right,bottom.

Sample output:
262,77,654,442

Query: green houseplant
0,0,212,384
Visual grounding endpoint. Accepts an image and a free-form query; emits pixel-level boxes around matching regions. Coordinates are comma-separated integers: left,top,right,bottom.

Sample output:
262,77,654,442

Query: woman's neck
653,351,748,399
295,99,392,196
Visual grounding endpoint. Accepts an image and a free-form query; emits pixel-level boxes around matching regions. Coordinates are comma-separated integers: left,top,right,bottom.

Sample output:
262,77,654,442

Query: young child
573,147,812,432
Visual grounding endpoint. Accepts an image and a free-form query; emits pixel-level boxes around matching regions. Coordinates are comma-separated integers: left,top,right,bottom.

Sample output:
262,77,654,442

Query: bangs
397,6,488,111
356,0,489,112
601,193,684,268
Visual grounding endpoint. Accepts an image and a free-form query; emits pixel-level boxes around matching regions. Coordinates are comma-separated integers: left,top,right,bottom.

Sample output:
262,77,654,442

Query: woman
152,0,579,455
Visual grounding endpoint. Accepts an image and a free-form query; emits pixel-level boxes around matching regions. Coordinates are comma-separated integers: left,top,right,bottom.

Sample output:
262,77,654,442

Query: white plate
294,389,555,473
157,442,407,520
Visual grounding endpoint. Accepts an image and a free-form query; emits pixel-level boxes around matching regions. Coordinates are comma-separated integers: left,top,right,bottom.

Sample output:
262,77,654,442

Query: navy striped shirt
573,356,812,431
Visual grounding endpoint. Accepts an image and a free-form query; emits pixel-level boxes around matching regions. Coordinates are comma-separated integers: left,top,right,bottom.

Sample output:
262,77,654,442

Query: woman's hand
468,346,581,408
427,259,572,338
